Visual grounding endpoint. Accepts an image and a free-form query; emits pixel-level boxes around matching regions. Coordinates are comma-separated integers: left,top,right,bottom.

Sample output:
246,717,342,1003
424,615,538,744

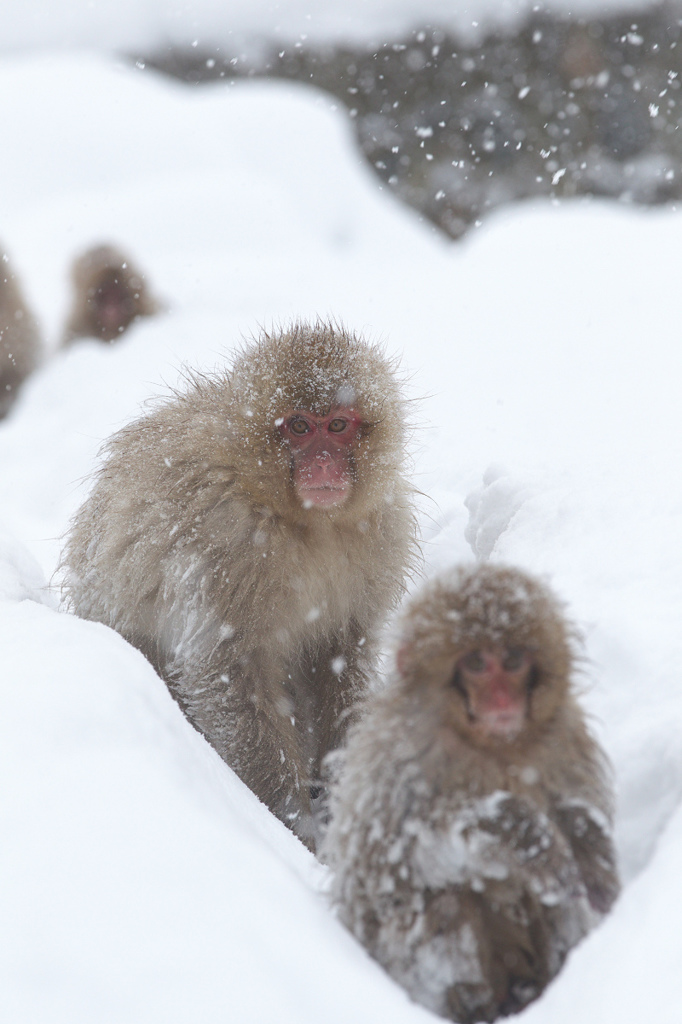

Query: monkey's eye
289,418,311,435
328,418,348,433
460,650,485,672
503,648,527,671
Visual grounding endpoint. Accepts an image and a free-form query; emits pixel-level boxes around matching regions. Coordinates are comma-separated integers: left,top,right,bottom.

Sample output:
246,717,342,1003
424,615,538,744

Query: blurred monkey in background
61,243,160,346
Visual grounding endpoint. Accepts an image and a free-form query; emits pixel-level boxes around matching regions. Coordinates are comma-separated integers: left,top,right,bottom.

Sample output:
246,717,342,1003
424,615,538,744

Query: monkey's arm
553,800,620,914
414,794,594,1020
302,621,373,770
209,664,315,841
446,793,587,906
546,710,620,915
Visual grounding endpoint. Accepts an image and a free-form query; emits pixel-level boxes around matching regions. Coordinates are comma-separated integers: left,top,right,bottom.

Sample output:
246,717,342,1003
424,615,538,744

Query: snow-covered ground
2,47,682,1024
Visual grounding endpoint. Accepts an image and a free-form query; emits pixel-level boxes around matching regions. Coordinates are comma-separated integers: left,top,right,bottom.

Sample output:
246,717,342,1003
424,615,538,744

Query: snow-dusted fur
0,250,42,419
324,564,619,1022
61,321,418,848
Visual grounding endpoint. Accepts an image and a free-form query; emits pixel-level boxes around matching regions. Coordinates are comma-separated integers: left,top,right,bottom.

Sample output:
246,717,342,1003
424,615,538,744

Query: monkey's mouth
297,484,351,508
476,707,525,740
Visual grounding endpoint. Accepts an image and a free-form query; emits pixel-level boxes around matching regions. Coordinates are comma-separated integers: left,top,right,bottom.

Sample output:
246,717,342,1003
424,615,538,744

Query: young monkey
324,563,619,1022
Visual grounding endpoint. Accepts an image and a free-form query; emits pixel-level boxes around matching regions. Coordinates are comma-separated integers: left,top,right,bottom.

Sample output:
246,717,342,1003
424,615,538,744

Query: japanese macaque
0,251,42,419
61,244,160,346
61,320,418,849
323,564,619,1022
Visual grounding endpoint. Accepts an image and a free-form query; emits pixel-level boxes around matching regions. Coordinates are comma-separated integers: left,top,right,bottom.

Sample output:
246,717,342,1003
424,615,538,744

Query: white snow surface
0,0,662,55
1,50,682,1023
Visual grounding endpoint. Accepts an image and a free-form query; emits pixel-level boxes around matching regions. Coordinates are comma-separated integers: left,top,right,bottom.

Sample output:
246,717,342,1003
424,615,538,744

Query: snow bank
0,591,435,1024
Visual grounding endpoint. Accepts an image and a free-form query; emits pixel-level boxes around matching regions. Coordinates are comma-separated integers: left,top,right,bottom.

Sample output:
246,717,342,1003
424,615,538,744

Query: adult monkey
62,321,418,849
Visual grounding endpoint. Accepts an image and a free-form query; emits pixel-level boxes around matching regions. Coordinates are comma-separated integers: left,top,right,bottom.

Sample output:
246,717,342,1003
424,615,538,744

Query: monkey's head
86,268,140,338
396,565,578,749
71,244,157,342
221,320,410,521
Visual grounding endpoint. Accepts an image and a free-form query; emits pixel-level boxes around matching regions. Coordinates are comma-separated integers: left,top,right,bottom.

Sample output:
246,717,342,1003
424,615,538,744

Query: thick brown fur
323,564,619,1021
0,250,42,419
61,320,418,848
61,243,160,346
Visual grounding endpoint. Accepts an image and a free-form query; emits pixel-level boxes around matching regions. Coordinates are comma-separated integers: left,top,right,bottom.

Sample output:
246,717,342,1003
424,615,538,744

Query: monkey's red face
278,409,362,508
453,647,534,741
91,275,136,334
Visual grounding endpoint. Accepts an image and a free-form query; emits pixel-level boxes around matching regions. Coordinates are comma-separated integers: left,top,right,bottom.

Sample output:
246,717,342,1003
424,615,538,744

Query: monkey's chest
266,533,369,638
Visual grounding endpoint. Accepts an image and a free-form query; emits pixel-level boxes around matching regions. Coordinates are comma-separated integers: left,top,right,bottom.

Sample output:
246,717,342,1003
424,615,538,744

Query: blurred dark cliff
137,4,682,238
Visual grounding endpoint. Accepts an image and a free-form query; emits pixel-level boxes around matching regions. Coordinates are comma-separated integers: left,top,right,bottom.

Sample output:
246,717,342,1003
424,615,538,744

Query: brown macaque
0,250,42,420
61,321,418,849
61,244,160,346
323,564,619,1022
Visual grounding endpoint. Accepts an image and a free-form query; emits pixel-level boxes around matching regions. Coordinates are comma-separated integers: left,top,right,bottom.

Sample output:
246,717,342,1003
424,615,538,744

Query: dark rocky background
137,3,682,238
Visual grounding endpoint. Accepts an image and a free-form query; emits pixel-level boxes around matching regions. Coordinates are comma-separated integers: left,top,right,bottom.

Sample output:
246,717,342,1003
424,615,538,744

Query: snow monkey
62,321,418,849
323,564,619,1022
61,243,160,346
0,248,42,419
